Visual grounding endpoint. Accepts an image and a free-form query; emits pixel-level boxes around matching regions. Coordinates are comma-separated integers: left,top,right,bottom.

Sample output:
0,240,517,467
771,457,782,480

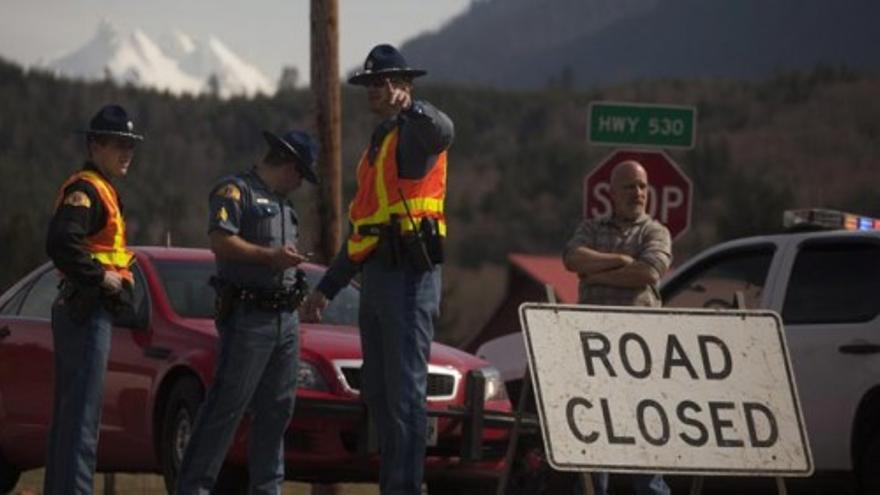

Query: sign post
518,304,813,477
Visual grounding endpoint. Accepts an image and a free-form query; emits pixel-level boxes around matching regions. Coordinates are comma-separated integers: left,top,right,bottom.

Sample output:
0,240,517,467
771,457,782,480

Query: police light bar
783,208,880,231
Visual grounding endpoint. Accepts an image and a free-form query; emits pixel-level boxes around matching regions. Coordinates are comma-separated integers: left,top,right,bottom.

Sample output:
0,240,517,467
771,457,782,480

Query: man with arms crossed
563,160,673,495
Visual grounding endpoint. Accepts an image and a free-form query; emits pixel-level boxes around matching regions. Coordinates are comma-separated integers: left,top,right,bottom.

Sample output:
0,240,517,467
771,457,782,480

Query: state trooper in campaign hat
305,42,454,495
348,43,427,86
44,102,142,494
176,127,316,494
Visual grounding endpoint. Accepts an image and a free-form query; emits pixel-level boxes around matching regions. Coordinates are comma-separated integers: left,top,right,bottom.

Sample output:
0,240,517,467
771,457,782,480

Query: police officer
302,44,453,495
44,104,143,494
175,129,317,495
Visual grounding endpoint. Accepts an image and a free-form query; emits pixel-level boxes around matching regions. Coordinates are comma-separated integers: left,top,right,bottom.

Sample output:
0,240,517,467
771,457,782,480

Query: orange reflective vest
55,170,134,282
347,128,447,262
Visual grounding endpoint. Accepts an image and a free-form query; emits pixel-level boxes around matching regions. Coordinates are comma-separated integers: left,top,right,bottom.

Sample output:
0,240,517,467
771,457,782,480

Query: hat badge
365,58,373,70
126,121,134,131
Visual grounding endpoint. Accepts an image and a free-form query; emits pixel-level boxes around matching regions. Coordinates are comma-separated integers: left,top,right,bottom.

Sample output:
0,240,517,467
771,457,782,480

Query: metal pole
310,0,342,265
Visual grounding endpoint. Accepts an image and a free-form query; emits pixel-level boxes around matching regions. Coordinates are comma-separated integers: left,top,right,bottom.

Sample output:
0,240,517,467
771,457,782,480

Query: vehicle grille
335,361,460,401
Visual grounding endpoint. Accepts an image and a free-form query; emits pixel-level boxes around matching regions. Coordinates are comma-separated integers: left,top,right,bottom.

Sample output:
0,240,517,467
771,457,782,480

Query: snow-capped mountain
48,21,275,98
177,36,275,98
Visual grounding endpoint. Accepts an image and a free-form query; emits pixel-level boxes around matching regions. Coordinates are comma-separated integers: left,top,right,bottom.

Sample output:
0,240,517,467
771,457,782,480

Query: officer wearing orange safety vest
303,44,453,495
44,104,142,494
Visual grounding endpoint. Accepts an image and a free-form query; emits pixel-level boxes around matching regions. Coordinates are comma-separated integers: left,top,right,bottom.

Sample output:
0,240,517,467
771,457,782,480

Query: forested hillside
1,59,878,343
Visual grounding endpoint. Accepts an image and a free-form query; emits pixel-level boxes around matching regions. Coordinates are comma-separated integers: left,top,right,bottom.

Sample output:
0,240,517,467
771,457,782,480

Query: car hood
301,323,491,371
176,319,491,371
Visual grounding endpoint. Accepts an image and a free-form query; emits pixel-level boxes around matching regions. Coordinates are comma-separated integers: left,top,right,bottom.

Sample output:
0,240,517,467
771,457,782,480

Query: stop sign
583,150,692,240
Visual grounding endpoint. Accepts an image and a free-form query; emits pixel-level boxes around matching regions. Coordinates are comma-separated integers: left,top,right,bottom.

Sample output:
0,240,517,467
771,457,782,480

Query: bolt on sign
588,101,697,149
518,304,813,477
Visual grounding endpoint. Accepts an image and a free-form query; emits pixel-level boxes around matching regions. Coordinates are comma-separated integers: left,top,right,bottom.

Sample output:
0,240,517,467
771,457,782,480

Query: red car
0,247,514,494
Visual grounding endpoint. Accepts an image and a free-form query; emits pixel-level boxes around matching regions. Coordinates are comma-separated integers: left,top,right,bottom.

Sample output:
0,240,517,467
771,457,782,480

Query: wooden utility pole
311,0,342,265
309,14,341,495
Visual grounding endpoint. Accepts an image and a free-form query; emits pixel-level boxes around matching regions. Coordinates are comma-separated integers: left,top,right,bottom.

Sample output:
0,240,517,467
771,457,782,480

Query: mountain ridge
401,0,880,89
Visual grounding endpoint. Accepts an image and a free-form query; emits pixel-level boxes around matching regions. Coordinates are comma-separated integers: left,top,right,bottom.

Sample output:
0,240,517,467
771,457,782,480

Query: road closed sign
518,304,813,476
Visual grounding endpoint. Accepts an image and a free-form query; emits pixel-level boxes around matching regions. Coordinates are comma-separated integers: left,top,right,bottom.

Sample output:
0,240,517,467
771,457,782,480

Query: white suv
660,209,880,492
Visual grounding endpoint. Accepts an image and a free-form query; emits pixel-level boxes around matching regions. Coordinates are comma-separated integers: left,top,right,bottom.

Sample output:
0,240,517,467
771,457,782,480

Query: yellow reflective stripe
92,251,134,267
387,197,444,214
348,236,378,252
373,129,396,223
350,197,444,228
79,171,133,265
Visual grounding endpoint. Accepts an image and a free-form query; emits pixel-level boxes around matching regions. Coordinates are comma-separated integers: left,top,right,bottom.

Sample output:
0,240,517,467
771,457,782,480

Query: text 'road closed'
519,304,813,476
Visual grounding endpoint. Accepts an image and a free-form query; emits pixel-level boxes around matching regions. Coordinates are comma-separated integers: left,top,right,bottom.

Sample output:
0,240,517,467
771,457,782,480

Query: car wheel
0,452,21,495
857,430,880,494
160,376,204,494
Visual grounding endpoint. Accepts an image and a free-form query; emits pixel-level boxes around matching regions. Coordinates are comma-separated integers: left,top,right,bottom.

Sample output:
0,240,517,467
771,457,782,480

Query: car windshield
152,260,360,326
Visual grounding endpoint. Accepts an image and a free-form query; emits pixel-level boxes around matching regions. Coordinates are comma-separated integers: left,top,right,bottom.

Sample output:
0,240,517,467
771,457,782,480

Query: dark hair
264,148,297,166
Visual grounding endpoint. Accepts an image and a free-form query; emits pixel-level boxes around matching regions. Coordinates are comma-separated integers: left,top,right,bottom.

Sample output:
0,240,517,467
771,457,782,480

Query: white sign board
519,304,813,476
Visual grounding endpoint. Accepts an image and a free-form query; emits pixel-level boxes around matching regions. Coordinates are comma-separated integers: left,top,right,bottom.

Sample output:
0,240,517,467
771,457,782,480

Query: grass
13,469,380,495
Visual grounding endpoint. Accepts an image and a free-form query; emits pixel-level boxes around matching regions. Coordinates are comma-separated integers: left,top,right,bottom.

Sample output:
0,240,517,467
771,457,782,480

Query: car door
772,236,880,471
99,263,159,469
662,243,778,311
0,265,59,468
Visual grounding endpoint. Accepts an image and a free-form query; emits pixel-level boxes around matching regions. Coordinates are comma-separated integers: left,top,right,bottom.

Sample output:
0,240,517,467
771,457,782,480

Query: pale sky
0,0,472,83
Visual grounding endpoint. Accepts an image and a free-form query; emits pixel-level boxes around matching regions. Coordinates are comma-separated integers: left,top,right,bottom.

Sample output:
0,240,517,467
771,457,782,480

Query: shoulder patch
215,184,241,201
216,206,229,222
62,190,92,208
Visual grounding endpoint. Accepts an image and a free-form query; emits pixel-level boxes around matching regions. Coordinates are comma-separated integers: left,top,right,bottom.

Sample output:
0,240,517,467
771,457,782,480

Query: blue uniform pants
176,307,299,495
358,259,441,495
44,301,113,495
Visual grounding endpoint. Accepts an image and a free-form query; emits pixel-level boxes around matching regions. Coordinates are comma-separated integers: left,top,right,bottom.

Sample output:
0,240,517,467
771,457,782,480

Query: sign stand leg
494,365,531,495
775,477,788,495
689,476,704,495
497,286,598,495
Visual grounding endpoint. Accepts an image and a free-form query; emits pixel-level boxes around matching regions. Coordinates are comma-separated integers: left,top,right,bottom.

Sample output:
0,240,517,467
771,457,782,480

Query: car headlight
297,361,329,392
480,366,508,402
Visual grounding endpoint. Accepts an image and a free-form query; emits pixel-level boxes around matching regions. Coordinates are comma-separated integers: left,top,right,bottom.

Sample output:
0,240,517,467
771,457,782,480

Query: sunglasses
366,76,407,88
103,136,138,151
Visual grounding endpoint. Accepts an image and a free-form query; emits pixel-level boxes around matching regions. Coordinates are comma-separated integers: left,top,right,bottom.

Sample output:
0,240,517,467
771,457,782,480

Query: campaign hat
348,44,426,86
262,130,319,185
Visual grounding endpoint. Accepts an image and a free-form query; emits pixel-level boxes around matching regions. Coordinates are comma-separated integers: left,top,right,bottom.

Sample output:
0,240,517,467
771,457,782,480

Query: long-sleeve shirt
564,213,672,307
45,163,112,286
317,99,454,299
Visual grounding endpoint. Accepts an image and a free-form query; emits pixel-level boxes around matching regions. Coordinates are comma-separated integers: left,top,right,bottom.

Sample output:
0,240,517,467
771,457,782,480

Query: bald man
562,160,673,495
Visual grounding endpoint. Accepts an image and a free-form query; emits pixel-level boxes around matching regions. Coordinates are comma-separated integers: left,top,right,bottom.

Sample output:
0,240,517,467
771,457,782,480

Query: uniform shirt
46,163,112,286
565,213,672,307
317,99,454,299
208,167,300,290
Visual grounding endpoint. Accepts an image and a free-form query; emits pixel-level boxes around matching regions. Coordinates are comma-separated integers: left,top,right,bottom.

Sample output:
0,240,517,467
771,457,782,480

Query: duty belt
238,287,303,311
356,223,386,236
357,218,439,237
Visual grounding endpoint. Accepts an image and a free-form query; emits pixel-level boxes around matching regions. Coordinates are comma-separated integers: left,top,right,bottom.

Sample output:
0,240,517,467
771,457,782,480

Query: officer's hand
100,271,124,294
301,291,329,323
270,246,309,270
386,78,412,113
619,254,635,265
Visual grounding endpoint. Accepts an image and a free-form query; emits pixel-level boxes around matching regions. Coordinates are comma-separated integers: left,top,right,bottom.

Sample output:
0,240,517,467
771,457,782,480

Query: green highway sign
588,101,697,149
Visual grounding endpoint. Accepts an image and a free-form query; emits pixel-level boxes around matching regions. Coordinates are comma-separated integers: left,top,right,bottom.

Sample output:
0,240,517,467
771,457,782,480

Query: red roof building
463,253,578,353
